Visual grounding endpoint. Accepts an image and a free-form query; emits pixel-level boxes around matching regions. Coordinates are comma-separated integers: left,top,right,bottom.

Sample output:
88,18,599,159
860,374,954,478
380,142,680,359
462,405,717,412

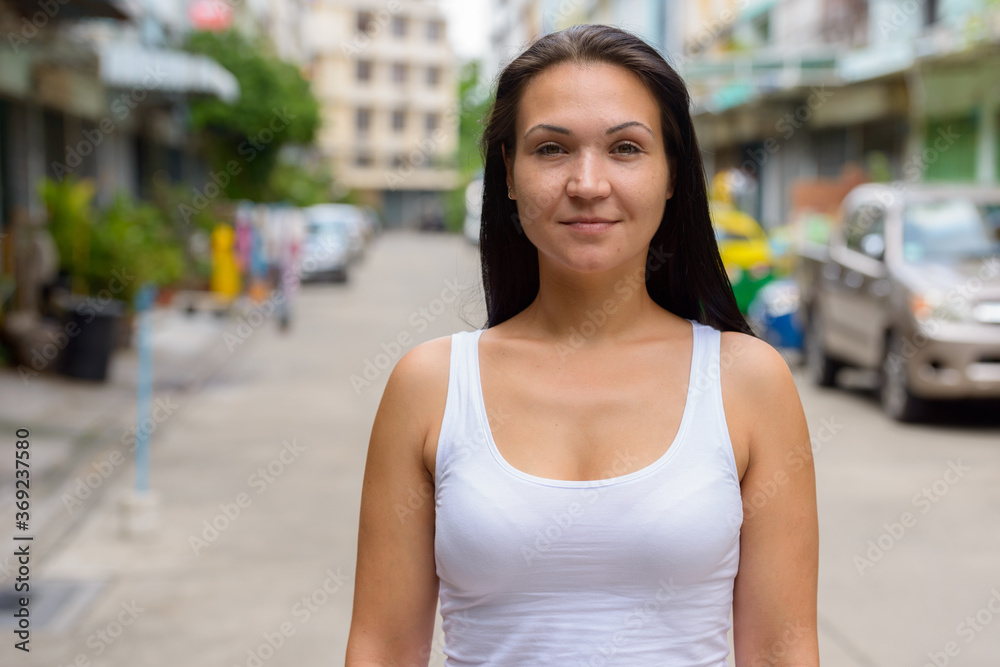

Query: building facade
681,0,1000,227
306,0,459,229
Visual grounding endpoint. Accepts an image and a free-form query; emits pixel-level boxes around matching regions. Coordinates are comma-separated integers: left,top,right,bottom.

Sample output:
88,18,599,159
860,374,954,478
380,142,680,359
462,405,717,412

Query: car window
845,203,885,254
902,199,1000,262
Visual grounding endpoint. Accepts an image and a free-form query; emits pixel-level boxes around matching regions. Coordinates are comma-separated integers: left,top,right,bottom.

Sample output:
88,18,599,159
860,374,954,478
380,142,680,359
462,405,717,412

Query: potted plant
41,177,186,381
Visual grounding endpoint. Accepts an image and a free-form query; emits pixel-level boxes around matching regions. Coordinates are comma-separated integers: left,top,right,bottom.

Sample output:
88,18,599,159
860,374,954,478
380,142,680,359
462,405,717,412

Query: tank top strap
685,321,741,487
436,329,488,478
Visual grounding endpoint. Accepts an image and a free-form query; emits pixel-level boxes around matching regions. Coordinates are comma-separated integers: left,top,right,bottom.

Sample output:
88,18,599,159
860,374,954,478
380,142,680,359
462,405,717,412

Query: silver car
798,183,1000,421
305,204,368,264
299,219,351,283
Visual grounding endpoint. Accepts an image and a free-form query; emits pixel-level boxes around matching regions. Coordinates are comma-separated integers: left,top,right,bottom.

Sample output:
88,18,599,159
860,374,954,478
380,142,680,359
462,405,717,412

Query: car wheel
880,331,924,423
805,308,840,387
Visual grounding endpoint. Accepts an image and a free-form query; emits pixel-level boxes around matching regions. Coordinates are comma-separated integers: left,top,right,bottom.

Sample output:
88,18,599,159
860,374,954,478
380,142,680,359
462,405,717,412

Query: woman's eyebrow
523,121,654,140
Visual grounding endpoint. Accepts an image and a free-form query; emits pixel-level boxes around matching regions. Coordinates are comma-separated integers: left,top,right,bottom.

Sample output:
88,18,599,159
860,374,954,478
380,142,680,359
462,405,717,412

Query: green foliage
456,60,492,178
97,194,186,304
184,29,322,201
40,177,96,295
41,177,187,308
268,159,334,207
445,61,493,232
148,181,226,285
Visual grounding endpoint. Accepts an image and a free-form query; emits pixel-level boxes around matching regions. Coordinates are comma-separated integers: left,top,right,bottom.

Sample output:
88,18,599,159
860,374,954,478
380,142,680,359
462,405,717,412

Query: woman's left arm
724,333,820,667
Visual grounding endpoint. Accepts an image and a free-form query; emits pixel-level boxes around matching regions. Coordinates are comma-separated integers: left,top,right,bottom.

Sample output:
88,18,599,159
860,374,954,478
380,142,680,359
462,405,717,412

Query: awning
836,42,915,83
98,42,239,103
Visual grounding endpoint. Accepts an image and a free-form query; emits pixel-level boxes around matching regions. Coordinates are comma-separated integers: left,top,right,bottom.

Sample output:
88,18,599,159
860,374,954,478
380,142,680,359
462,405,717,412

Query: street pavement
2,229,999,666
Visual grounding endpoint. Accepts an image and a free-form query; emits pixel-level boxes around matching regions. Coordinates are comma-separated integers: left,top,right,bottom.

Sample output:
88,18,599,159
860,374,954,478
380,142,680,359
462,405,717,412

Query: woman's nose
566,153,611,199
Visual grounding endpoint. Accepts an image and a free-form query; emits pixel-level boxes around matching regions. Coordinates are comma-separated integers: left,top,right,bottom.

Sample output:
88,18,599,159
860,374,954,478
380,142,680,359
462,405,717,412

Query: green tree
445,60,493,232
185,29,322,201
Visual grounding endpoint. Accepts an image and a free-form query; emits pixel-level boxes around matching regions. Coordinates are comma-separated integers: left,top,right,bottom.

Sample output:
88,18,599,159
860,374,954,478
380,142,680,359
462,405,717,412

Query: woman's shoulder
719,331,797,402
718,329,807,461
389,334,454,397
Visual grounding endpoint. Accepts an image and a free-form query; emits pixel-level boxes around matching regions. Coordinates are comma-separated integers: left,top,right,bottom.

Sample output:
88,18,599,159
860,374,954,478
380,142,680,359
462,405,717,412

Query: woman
346,24,819,666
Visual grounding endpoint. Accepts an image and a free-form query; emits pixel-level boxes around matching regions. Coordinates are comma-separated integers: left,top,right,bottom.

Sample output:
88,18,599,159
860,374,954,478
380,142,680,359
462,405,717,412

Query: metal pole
135,283,156,495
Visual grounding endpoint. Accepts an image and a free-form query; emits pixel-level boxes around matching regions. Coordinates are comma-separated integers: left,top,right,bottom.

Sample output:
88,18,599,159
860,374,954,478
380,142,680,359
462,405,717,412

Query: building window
392,63,407,83
392,110,406,132
355,151,373,167
427,20,443,41
357,11,373,33
426,66,440,87
425,113,439,133
357,60,372,82
391,16,407,37
356,108,372,133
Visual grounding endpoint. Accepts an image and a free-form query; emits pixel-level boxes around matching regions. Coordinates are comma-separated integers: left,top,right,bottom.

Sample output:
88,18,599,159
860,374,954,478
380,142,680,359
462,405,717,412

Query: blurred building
0,0,239,227
305,0,459,229
680,0,1000,227
485,0,682,84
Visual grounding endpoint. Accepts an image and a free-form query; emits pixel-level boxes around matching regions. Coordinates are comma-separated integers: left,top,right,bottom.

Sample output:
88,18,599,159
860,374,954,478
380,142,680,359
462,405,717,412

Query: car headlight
910,290,973,324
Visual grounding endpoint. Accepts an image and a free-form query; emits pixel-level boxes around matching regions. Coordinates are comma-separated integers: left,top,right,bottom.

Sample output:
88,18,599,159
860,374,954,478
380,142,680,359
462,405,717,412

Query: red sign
188,0,233,31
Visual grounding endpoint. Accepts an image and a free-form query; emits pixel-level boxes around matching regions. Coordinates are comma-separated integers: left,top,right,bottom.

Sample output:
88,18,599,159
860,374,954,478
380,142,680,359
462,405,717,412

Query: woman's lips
561,219,618,234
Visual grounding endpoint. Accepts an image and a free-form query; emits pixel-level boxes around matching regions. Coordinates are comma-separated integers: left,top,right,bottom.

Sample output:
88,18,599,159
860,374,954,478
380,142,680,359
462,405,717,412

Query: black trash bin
58,297,126,382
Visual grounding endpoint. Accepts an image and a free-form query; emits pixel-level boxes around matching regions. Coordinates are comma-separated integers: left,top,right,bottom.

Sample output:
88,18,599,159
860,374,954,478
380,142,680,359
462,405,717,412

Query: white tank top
433,318,742,666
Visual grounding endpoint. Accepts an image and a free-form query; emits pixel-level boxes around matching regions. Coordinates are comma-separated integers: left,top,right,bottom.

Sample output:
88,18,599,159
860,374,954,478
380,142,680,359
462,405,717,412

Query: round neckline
470,319,700,489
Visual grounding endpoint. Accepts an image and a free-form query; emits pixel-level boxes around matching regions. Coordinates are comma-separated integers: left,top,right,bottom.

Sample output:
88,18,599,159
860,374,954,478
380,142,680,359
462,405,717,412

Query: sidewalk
0,306,238,594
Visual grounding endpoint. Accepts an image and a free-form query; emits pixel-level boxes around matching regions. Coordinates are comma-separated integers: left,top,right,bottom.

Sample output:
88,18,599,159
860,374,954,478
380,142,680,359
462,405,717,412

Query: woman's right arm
345,339,448,666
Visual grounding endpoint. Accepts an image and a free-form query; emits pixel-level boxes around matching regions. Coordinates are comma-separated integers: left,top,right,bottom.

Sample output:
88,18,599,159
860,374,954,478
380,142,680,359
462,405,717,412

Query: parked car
299,218,351,283
796,182,1000,421
304,204,367,264
464,176,484,245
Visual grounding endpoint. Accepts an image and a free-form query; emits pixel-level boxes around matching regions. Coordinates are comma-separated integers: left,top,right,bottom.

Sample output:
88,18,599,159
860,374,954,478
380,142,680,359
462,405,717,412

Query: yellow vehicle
709,172,773,313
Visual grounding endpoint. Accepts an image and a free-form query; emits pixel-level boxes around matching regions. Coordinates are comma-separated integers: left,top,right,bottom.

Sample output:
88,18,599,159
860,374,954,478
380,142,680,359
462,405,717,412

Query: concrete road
8,230,999,666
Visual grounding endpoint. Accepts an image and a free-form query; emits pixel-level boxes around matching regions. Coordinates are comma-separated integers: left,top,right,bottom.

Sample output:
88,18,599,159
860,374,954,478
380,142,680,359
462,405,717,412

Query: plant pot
58,296,126,382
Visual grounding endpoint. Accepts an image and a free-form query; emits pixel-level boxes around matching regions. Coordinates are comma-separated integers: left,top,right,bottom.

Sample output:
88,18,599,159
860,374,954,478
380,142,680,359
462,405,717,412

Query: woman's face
505,61,673,276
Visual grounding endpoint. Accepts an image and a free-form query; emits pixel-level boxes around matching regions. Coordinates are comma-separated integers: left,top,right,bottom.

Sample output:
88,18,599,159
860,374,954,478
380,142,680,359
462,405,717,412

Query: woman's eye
614,142,641,155
535,144,563,156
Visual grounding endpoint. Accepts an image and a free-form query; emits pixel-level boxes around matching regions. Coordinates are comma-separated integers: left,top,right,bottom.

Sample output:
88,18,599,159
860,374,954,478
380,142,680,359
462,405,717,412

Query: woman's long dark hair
479,24,754,335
